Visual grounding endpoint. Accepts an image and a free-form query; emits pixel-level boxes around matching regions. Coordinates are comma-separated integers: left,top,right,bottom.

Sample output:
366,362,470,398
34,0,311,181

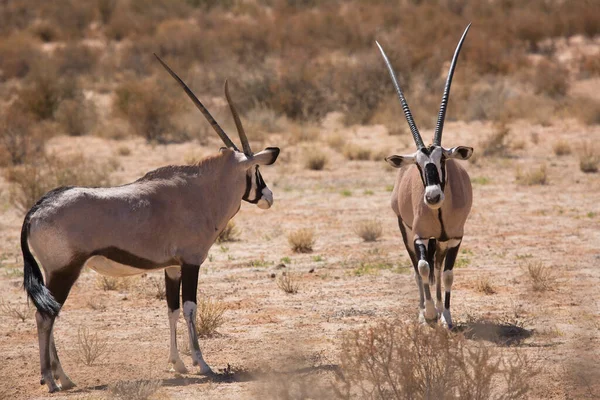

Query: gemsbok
377,24,473,328
22,54,280,392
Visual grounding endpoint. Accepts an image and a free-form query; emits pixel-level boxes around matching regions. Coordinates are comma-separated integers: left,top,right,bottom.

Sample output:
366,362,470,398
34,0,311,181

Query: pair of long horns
376,23,471,149
154,54,253,156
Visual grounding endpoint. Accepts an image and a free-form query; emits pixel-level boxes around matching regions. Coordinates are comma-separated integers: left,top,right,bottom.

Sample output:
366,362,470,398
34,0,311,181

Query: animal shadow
453,320,533,346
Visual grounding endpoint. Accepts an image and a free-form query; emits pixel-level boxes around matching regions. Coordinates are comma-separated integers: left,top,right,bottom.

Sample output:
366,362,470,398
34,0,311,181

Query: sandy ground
0,114,599,399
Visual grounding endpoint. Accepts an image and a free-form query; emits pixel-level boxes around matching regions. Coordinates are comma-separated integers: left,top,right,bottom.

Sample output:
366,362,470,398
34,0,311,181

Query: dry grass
527,262,555,292
117,146,132,156
287,229,315,253
196,297,227,337
343,144,372,161
481,124,511,157
334,320,536,400
553,140,572,156
96,275,130,292
108,379,162,400
354,219,383,242
516,164,548,186
149,277,166,301
276,269,300,294
0,107,46,166
305,150,328,171
216,221,240,243
579,145,599,173
0,298,32,322
75,325,108,366
475,277,497,295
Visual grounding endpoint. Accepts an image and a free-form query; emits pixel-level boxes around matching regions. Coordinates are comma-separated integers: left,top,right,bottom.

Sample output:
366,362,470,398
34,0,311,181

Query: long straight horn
376,41,424,150
154,54,239,151
224,80,252,156
433,23,471,147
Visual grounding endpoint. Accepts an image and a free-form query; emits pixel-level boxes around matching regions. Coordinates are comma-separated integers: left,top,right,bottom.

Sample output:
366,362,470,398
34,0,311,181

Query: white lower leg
418,260,437,320
49,334,75,389
441,270,454,328
168,308,188,373
183,301,212,374
36,312,59,393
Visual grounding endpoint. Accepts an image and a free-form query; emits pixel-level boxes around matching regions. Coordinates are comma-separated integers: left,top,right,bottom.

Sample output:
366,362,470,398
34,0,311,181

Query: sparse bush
354,219,383,242
527,262,554,292
327,134,345,151
0,34,41,79
553,140,571,156
117,146,131,156
343,144,371,161
288,228,315,253
531,59,569,98
516,164,548,185
335,320,536,400
196,297,227,337
0,107,46,166
216,221,240,243
0,298,32,322
579,145,599,173
55,98,97,136
108,380,162,400
75,325,108,366
475,277,496,295
97,275,120,291
55,42,100,77
97,0,117,25
305,151,328,171
149,277,166,300
277,269,300,294
482,124,510,157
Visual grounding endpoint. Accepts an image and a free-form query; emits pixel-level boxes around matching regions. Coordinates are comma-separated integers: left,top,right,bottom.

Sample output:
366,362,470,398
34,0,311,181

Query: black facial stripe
424,163,440,186
242,173,253,201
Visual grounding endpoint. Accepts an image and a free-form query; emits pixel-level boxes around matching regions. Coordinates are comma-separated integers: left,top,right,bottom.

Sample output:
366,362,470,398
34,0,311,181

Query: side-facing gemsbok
22,54,280,392
377,24,473,328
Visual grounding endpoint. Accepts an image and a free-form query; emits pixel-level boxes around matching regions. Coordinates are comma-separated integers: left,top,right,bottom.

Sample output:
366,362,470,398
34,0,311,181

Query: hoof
40,378,45,385
48,386,60,393
198,364,214,376
171,359,189,374
60,381,76,391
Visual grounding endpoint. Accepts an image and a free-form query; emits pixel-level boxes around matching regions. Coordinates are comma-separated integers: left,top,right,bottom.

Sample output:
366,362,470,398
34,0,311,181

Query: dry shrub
305,150,328,171
553,140,571,156
579,144,599,173
475,277,496,295
196,297,227,337
75,325,108,366
527,262,554,292
568,97,600,126
55,97,97,136
288,229,315,253
6,153,116,212
288,124,320,144
0,107,46,166
40,0,95,39
516,164,548,185
354,219,383,242
327,134,346,152
216,221,240,243
334,320,535,400
55,42,100,77
343,143,372,161
0,298,32,322
97,0,118,25
481,124,510,157
97,276,120,291
117,146,131,156
108,379,162,400
0,34,41,79
531,59,569,98
276,269,300,294
149,277,166,300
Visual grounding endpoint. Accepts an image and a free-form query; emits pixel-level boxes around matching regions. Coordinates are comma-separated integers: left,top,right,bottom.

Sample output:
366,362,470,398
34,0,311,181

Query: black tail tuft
21,202,61,318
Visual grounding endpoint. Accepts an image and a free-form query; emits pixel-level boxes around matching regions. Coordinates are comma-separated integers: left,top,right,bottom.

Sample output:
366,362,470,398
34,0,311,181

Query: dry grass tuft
475,277,496,295
354,219,383,242
553,140,572,156
287,229,315,253
149,277,166,301
334,320,536,400
0,298,32,322
276,269,300,294
527,262,555,292
305,150,328,171
75,325,108,366
108,379,162,400
196,297,227,337
96,275,129,292
516,164,548,185
216,221,240,243
481,124,511,157
343,144,372,161
579,144,599,173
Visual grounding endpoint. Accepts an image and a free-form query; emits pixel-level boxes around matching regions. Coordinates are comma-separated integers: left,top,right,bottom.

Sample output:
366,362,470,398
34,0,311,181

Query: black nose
426,194,441,204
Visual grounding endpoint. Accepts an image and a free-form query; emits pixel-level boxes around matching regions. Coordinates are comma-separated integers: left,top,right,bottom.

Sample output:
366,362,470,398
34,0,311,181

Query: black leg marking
181,264,200,304
427,238,436,285
165,269,181,311
444,242,461,272
445,291,451,310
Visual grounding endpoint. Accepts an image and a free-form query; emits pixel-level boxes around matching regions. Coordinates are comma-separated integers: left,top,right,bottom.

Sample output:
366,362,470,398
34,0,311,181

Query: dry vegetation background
0,0,599,399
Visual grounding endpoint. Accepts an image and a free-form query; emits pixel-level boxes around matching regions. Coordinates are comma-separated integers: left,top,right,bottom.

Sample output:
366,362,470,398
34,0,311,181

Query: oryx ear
251,147,280,166
385,155,415,168
445,146,473,160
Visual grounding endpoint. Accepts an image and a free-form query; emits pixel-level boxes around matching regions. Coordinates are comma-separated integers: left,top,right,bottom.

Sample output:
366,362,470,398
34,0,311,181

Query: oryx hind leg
37,259,84,392
181,264,212,375
165,266,188,374
441,239,462,329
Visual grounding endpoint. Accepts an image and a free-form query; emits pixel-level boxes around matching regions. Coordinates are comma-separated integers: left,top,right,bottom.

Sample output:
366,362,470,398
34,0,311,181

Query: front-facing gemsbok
22,54,280,392
377,24,473,328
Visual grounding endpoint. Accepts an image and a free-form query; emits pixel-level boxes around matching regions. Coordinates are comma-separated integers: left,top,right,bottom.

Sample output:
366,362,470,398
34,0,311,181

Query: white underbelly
85,256,156,277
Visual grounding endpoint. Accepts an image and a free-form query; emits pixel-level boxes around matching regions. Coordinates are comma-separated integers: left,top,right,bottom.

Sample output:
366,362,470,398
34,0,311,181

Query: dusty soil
1,114,599,399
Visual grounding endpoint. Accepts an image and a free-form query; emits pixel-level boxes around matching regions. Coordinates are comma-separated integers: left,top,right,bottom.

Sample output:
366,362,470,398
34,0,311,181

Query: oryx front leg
181,264,213,375
165,267,187,374
415,238,437,322
441,239,461,329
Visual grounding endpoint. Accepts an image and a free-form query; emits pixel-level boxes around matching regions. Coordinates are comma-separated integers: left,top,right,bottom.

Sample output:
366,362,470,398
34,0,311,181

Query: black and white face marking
242,165,273,209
